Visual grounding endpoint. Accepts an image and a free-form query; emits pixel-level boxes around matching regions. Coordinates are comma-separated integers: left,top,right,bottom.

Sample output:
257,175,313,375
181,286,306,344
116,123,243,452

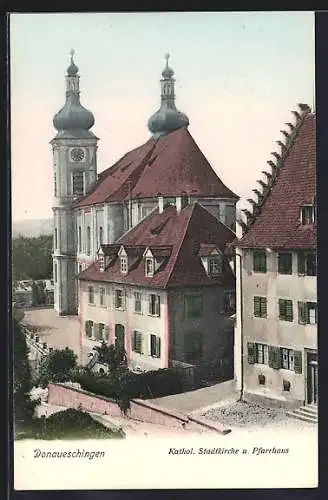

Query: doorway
307,351,318,405
115,324,125,350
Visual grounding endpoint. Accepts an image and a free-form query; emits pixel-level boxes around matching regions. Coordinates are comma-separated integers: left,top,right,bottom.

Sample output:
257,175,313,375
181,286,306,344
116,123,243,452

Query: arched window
86,226,91,255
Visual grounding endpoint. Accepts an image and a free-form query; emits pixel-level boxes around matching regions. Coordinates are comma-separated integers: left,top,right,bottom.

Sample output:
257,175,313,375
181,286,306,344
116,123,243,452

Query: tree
13,319,37,425
37,348,77,388
12,234,53,281
93,343,128,376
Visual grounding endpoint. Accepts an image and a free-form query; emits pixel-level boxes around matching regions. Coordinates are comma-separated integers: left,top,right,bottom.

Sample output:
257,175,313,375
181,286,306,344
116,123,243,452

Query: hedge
74,367,184,401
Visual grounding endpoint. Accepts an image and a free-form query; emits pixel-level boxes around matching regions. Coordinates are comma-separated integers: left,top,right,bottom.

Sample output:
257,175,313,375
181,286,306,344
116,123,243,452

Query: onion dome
53,50,95,136
148,54,189,138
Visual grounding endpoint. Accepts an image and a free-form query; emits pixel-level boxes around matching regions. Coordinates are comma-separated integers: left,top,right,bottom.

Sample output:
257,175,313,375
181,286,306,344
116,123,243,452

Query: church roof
234,110,316,250
72,127,238,209
78,202,236,289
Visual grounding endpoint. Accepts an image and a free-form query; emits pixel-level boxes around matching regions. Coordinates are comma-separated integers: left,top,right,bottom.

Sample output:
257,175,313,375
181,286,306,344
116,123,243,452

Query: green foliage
15,408,125,440
13,319,38,424
12,234,53,281
37,348,77,388
75,366,184,401
93,343,128,376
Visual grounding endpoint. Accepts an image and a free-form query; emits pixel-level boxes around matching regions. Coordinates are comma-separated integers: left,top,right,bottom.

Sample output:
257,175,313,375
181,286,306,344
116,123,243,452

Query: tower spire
148,54,189,138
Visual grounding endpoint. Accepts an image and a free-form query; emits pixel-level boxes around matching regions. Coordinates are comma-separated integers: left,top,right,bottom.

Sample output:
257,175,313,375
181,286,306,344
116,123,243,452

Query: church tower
51,50,98,315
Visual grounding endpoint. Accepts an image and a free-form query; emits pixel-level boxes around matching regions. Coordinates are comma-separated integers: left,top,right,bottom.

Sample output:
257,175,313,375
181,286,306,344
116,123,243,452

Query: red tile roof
72,127,237,208
235,113,316,250
79,203,236,289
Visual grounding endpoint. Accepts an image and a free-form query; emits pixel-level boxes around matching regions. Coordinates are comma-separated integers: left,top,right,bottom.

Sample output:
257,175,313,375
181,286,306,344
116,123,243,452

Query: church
51,51,238,317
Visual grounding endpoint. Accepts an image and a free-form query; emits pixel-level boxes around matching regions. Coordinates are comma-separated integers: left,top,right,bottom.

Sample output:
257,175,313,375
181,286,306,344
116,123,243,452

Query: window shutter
247,342,256,364
262,298,267,318
278,299,284,319
85,320,91,337
136,332,143,354
156,336,161,358
286,300,293,321
156,296,160,316
294,351,302,374
269,346,281,369
298,301,307,325
132,331,137,352
150,334,156,356
254,297,260,317
148,295,153,315
104,326,110,342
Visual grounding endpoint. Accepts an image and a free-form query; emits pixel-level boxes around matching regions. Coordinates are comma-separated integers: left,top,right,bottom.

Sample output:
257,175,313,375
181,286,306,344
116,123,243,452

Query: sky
10,12,315,222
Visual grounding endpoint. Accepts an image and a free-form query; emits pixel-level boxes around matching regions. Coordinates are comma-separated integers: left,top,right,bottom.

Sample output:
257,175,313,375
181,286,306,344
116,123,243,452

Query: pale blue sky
11,12,315,221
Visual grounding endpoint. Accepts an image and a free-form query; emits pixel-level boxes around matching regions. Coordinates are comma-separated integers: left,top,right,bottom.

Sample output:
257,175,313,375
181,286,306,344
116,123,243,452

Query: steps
287,404,318,424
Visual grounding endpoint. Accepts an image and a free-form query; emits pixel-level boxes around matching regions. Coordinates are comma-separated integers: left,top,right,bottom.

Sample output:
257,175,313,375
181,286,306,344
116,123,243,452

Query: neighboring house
232,104,316,409
51,52,238,315
78,202,236,373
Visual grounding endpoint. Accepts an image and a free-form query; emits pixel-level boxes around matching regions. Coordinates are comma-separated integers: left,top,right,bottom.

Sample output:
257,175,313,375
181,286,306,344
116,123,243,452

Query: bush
37,348,77,388
75,367,184,401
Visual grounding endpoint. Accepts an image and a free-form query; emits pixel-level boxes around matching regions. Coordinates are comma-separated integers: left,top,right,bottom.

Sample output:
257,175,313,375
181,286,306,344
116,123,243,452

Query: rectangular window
88,286,94,305
297,251,316,276
149,294,160,316
54,263,57,283
281,348,294,371
256,343,269,364
72,171,84,197
86,226,91,255
99,287,106,307
99,226,103,246
184,332,202,364
78,226,82,253
298,301,317,325
301,205,315,225
279,299,293,322
115,289,125,309
224,290,235,315
132,331,143,354
145,258,154,277
120,257,128,274
254,296,267,318
99,323,105,341
253,250,267,273
278,252,292,275
134,291,142,313
150,334,161,358
85,320,93,338
54,228,58,250
184,294,203,318
208,257,221,275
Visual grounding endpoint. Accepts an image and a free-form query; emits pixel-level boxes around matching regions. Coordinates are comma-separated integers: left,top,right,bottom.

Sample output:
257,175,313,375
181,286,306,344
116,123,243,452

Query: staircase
287,404,318,424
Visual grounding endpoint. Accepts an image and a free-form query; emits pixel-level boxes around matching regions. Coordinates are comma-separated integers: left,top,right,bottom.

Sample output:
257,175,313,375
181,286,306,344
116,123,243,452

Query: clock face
70,147,85,162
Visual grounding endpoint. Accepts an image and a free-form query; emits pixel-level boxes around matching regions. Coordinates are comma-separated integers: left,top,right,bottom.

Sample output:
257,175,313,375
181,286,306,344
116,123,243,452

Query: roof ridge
237,103,312,237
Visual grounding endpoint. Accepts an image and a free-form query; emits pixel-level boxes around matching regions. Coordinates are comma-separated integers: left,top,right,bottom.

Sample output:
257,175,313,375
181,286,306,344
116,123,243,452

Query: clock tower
51,50,98,315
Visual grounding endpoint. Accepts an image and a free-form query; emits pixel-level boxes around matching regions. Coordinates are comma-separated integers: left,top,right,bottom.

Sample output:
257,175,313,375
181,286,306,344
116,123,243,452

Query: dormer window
120,256,128,274
99,254,105,272
301,205,315,225
145,257,154,277
208,256,221,275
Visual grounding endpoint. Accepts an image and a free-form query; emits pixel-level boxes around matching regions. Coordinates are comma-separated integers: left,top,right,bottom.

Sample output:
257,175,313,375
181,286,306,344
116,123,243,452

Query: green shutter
156,296,160,316
156,336,161,358
261,298,267,318
298,301,307,325
247,342,256,364
149,295,153,315
254,297,260,317
294,351,302,374
269,346,281,369
104,326,110,342
286,300,293,321
85,320,91,338
132,331,137,352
